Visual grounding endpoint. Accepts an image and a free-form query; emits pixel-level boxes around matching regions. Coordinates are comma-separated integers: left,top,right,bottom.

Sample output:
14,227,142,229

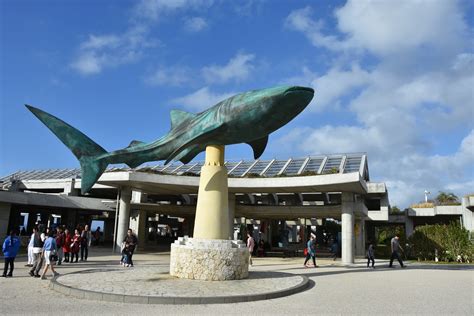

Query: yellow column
193,145,230,239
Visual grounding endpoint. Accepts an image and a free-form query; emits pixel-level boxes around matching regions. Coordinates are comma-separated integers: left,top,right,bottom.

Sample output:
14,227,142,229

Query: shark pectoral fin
170,109,196,130
165,123,228,164
126,140,145,148
174,145,204,164
247,136,268,159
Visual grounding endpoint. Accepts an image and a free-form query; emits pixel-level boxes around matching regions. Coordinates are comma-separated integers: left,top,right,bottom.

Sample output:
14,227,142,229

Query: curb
49,268,310,305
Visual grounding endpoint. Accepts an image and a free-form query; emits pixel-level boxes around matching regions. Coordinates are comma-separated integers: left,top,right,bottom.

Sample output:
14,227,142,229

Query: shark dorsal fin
246,136,268,159
126,140,145,148
170,110,195,129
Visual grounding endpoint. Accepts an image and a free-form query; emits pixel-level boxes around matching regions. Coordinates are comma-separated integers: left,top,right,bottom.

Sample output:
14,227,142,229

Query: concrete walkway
0,248,473,315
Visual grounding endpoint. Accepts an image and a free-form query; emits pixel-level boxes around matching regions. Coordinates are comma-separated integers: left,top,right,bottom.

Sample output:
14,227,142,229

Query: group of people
0,224,95,279
120,229,138,267
27,225,93,268
291,232,406,269
365,234,406,269
25,224,94,279
4,226,406,277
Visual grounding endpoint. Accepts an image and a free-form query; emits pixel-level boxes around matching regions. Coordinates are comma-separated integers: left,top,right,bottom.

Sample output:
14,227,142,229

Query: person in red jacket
62,228,72,263
55,226,65,265
70,229,82,263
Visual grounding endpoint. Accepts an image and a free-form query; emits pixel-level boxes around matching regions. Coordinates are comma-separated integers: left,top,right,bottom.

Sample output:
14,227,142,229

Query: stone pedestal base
170,237,249,281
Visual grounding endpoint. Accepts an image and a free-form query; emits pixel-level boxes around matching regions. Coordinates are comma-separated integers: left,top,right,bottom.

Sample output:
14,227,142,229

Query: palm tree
435,192,459,205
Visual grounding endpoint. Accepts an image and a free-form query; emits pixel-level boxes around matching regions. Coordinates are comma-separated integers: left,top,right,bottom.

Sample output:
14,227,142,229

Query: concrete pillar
341,192,355,264
63,178,78,196
355,219,365,257
116,187,132,252
405,216,414,237
129,210,147,250
228,193,236,240
193,145,229,239
129,190,147,249
461,197,473,232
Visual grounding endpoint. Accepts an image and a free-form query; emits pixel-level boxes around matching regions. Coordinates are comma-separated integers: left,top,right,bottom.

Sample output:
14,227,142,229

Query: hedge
407,222,473,262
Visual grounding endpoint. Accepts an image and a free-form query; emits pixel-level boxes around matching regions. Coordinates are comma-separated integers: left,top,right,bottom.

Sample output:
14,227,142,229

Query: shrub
180,172,199,177
408,222,473,262
299,171,319,176
244,173,261,178
410,202,435,208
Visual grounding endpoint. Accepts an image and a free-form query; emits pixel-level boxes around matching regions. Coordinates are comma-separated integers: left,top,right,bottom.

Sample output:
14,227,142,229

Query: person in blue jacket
303,233,318,268
40,230,59,280
2,230,21,277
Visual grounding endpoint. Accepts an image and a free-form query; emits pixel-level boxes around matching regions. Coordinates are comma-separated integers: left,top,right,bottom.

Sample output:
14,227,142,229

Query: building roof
1,153,369,190
0,190,113,211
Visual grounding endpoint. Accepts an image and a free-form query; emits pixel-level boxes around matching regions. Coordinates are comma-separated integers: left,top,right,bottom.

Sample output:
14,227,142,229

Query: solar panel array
0,153,368,186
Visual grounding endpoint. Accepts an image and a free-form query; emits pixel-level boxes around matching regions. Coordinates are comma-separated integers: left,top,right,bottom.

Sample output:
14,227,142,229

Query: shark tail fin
25,104,108,194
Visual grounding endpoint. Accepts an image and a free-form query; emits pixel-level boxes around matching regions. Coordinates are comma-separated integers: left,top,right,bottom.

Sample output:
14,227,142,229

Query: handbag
304,248,308,256
49,249,58,262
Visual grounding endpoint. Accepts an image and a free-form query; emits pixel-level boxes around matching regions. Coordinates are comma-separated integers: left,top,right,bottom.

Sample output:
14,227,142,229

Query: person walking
389,234,406,268
123,229,137,267
80,225,91,261
70,229,81,263
93,227,102,246
246,232,255,266
367,240,375,268
304,234,318,268
40,230,59,280
2,230,21,277
330,238,338,261
29,226,44,278
26,229,35,267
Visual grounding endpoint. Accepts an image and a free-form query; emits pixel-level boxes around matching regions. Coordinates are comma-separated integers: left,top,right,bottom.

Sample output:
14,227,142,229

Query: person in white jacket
26,231,35,266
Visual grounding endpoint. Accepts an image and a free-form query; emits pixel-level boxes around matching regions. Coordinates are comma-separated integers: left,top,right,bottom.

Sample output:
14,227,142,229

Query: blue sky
1,0,473,208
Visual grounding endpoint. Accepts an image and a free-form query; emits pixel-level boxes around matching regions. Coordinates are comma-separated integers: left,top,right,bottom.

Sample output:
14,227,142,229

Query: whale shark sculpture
26,85,314,194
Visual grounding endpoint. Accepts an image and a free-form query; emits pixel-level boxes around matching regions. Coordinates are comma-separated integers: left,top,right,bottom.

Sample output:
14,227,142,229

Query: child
120,241,128,266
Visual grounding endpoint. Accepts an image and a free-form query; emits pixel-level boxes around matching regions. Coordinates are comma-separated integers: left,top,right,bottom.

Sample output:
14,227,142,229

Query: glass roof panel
246,160,270,175
322,157,342,174
281,159,305,175
301,158,324,173
229,161,254,177
343,156,362,173
263,160,287,177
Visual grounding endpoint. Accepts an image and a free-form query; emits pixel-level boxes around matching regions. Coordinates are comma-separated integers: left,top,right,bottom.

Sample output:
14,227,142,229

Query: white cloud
285,6,346,51
145,66,191,86
272,124,473,207
202,52,255,84
71,0,212,76
70,52,102,75
133,0,214,21
310,64,371,111
279,0,473,208
71,26,156,76
282,1,473,207
335,0,467,56
171,87,235,111
184,17,208,32
286,1,467,57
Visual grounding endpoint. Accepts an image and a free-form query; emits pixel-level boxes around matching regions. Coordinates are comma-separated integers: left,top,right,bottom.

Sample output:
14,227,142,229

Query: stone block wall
170,237,249,281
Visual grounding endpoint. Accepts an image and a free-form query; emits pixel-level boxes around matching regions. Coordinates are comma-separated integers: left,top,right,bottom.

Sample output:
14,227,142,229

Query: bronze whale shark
26,85,314,193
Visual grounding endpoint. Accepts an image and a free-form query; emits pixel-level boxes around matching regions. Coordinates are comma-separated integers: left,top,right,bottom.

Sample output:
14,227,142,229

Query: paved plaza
0,248,473,315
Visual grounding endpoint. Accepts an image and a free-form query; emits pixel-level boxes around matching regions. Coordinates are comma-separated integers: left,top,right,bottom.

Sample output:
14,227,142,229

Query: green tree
390,206,403,215
435,192,460,205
